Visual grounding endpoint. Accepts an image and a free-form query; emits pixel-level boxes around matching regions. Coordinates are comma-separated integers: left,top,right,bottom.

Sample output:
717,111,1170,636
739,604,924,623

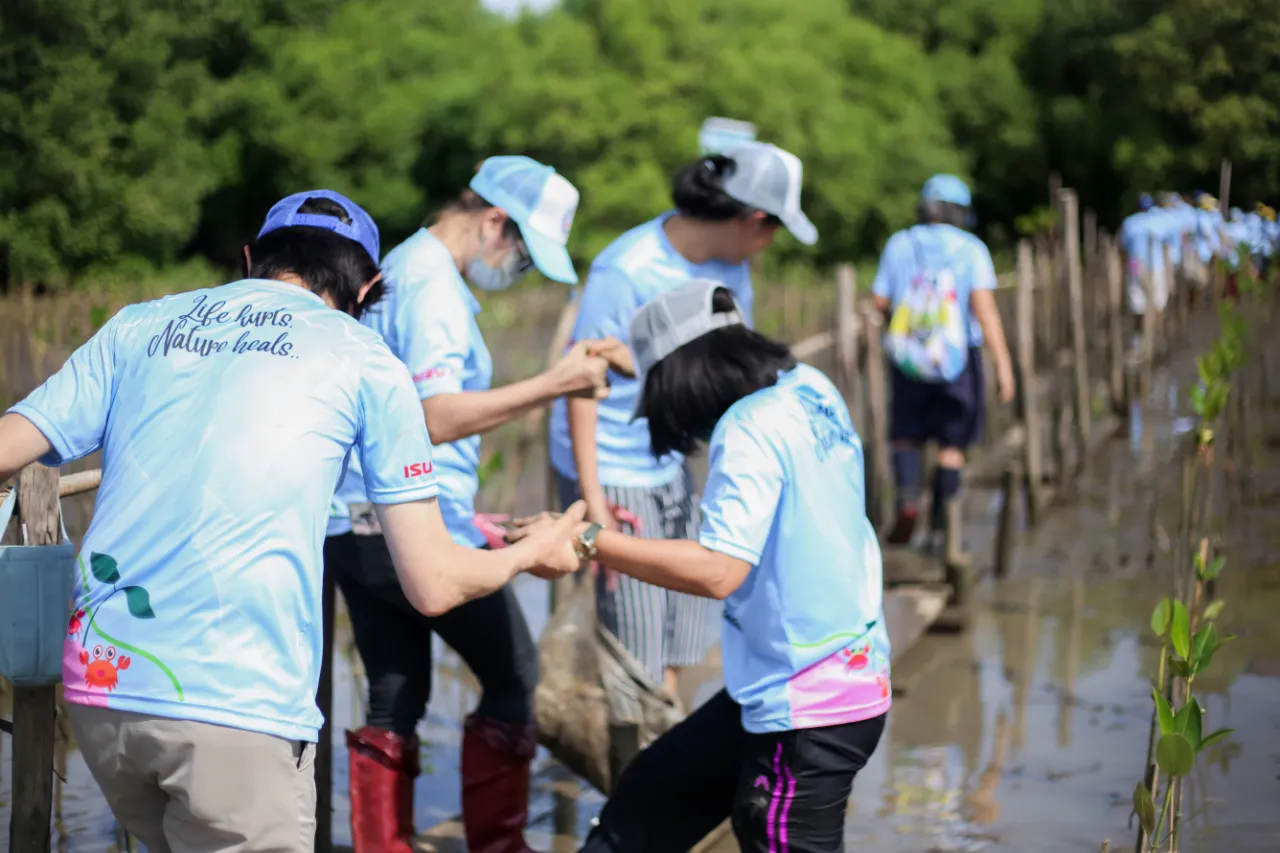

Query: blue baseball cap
921,174,972,208
470,156,580,284
1138,193,1155,211
257,190,380,265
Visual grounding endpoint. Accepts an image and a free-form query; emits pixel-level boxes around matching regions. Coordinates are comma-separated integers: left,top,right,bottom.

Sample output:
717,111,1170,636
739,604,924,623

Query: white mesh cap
629,279,745,420
721,142,818,246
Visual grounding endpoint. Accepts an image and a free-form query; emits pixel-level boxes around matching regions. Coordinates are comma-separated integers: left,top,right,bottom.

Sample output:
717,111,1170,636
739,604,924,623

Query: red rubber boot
460,714,543,853
346,726,420,853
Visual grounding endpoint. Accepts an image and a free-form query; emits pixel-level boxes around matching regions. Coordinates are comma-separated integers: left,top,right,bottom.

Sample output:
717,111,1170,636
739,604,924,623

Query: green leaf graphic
90,552,120,584
123,586,156,619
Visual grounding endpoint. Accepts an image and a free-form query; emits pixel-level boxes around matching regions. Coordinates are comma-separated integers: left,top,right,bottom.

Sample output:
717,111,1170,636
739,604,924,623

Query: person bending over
514,280,888,853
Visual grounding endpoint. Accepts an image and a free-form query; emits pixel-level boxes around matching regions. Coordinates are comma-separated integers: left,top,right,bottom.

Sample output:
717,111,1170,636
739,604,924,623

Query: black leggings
324,532,539,734
580,690,884,853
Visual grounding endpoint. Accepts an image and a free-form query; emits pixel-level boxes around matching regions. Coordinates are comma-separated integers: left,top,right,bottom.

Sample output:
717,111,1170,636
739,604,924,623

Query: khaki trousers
68,704,316,853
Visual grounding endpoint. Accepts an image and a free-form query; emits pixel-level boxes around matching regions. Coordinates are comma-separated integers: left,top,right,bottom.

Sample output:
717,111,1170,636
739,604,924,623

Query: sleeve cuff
7,403,74,466
414,377,464,400
698,533,761,566
366,481,441,506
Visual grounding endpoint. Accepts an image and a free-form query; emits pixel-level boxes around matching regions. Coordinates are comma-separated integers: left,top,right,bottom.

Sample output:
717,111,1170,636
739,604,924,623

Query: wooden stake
862,307,892,530
994,463,1019,578
1061,189,1092,463
1015,241,1045,525
1106,239,1126,413
8,464,61,853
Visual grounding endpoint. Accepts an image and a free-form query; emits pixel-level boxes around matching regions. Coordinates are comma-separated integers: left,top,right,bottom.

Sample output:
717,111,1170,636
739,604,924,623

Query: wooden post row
5,465,62,853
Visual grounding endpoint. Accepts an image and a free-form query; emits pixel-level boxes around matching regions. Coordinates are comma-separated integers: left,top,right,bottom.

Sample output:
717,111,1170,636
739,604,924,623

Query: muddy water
5,350,1280,852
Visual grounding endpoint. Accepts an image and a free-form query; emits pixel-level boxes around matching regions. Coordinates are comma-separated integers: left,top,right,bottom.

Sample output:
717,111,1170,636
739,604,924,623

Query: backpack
884,229,968,383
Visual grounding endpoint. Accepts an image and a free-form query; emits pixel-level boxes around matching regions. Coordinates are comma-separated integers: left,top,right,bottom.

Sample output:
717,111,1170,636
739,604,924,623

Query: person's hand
583,337,635,378
552,342,610,399
996,362,1017,404
509,500,588,579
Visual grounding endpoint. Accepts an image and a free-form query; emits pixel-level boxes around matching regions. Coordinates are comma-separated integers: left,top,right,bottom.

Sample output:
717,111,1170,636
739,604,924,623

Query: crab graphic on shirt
63,552,185,703
79,643,131,691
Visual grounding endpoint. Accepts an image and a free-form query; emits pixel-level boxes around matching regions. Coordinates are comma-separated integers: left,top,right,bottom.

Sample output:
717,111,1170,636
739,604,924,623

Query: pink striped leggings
579,690,885,852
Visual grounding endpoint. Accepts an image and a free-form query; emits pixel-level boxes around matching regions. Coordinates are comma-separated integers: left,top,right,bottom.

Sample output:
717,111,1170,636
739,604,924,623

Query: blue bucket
0,487,77,687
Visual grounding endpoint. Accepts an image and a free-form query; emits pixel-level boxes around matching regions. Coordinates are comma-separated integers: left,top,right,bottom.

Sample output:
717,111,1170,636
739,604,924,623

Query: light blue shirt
871,223,996,347
1121,211,1167,275
699,364,892,733
1194,208,1224,263
548,212,753,488
11,280,438,742
332,230,492,547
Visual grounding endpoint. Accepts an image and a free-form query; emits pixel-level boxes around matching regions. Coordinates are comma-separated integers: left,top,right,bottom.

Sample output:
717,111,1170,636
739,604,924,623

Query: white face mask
465,230,530,292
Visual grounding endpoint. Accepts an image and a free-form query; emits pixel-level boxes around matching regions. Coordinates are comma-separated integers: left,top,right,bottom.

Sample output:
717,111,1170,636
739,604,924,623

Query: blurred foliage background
1,0,1277,290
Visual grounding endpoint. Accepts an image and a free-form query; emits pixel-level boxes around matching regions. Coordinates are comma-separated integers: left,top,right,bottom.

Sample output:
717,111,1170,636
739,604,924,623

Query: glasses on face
502,217,535,275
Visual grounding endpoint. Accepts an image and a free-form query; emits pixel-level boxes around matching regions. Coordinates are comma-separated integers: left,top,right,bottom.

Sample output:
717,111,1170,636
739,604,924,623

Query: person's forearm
377,500,532,616
973,294,1013,374
0,413,56,484
568,397,609,509
424,372,566,444
594,531,737,599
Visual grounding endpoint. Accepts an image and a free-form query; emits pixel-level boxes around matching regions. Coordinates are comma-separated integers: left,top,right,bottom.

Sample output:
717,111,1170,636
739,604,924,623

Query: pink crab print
838,643,872,672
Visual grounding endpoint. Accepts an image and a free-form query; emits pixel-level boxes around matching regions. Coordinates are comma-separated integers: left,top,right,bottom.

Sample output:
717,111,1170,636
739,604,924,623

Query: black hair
671,155,783,227
426,188,522,243
247,197,384,318
641,287,796,459
917,199,971,230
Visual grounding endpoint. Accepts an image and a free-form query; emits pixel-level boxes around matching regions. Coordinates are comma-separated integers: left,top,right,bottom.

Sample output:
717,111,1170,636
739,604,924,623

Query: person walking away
0,192,585,853
1119,193,1168,335
512,281,889,852
1187,192,1222,305
548,142,818,695
326,157,612,853
873,174,1015,548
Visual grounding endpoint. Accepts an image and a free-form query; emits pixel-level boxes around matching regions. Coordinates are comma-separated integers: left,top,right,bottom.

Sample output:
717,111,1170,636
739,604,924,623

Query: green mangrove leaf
1202,600,1226,622
1156,733,1195,777
1174,698,1202,751
1150,598,1173,638
1171,601,1191,659
1154,688,1175,736
1197,729,1235,753
1133,781,1156,836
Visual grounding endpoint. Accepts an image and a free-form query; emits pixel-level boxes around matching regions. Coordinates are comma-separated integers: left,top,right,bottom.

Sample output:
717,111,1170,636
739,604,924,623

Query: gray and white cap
721,142,819,246
629,278,746,420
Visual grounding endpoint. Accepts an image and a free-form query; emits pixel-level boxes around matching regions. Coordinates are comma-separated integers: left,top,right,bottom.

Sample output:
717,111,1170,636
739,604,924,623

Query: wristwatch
574,523,603,563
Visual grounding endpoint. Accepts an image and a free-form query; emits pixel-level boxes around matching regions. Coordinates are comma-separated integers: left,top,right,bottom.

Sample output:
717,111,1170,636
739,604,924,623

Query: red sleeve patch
412,366,453,383
403,462,434,478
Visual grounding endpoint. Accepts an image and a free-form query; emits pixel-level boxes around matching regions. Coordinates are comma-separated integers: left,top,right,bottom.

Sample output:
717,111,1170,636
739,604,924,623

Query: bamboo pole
1061,190,1092,460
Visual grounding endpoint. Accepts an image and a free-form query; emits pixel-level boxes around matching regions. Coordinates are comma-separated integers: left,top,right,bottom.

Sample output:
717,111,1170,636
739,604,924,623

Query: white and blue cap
628,278,746,420
921,174,973,208
721,142,819,246
257,189,380,265
470,156,580,284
